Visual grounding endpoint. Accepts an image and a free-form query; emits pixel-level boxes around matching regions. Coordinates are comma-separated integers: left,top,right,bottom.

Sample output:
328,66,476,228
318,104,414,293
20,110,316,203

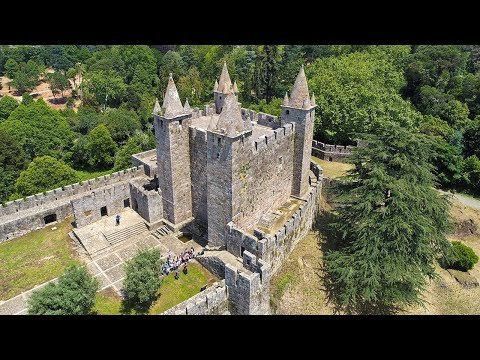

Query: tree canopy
27,265,98,315
14,155,80,197
0,99,75,161
324,121,452,313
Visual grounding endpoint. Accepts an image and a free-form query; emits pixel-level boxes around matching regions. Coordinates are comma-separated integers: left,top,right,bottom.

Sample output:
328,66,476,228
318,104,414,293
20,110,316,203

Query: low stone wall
160,280,228,315
129,179,163,224
241,108,281,129
131,149,158,177
225,251,271,315
0,166,145,243
312,140,355,163
71,182,131,228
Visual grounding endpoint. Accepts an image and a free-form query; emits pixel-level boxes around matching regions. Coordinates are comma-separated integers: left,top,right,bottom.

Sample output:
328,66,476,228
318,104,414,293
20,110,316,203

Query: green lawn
0,218,80,300
75,168,115,182
312,156,354,179
93,262,217,315
150,262,217,314
93,288,122,315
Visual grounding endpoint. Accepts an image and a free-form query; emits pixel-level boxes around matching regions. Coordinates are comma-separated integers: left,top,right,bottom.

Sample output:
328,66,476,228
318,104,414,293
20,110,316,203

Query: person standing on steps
115,214,121,226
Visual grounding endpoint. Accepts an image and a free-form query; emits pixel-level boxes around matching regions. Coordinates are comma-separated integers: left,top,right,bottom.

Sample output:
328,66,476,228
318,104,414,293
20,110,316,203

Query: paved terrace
0,217,205,315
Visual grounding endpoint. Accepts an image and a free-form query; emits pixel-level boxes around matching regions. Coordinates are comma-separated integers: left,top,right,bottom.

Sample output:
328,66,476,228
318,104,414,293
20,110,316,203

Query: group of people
162,247,196,279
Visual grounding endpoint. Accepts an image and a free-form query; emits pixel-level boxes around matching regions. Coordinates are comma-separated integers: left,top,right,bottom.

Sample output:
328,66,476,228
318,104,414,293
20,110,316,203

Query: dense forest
0,45,479,204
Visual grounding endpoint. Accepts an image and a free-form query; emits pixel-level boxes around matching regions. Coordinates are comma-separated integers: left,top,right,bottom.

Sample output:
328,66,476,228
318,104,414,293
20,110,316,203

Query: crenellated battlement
160,280,228,315
312,140,357,163
252,122,294,152
241,107,281,129
0,166,144,218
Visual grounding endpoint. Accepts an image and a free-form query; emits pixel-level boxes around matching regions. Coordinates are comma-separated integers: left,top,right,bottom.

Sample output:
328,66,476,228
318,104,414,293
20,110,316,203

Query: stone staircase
103,222,148,246
152,225,173,239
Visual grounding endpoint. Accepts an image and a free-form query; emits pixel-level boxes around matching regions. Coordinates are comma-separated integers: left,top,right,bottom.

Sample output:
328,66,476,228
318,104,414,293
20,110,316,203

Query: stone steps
152,225,173,238
103,222,148,246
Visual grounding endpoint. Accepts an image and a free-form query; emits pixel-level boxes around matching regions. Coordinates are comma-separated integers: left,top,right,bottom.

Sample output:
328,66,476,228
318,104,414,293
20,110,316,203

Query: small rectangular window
100,206,108,217
44,213,57,224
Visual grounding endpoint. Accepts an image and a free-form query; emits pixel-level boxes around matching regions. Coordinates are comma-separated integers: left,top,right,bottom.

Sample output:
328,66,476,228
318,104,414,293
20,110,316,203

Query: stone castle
0,63,325,315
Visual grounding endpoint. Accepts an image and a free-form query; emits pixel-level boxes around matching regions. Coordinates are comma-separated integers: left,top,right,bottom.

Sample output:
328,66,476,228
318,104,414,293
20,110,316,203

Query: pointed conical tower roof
288,65,311,109
184,98,191,113
217,61,233,93
233,81,238,94
214,80,219,92
153,98,161,115
283,92,290,107
215,92,245,136
310,92,316,106
162,73,185,118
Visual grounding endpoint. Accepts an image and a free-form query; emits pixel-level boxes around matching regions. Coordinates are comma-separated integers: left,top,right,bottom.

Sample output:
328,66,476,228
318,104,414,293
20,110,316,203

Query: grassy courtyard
93,261,217,315
149,261,217,314
311,156,353,179
0,217,80,300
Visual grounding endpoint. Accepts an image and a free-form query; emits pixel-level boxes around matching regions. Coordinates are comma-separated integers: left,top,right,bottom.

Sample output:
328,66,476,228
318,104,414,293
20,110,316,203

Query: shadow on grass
120,295,156,315
314,205,402,315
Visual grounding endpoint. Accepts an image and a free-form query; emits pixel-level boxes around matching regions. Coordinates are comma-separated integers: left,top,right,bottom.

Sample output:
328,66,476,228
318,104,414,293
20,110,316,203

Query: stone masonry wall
160,280,228,315
241,108,281,129
312,140,355,163
280,107,315,198
0,166,144,243
257,162,322,273
206,131,234,247
225,162,323,274
155,114,193,225
131,149,158,177
225,251,271,315
129,179,163,224
189,127,208,230
71,182,131,228
232,123,295,233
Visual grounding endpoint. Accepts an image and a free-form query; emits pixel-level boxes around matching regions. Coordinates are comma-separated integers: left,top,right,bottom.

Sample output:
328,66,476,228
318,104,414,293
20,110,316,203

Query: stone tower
206,93,252,247
281,65,316,198
213,62,238,114
154,74,193,226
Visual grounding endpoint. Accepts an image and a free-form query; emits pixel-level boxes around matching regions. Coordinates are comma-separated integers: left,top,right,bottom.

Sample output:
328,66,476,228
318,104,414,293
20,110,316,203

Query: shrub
28,265,99,315
14,155,80,197
122,248,163,313
442,241,479,271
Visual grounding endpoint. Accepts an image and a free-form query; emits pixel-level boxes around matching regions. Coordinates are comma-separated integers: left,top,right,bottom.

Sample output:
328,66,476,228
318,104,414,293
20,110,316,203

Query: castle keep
0,64,323,315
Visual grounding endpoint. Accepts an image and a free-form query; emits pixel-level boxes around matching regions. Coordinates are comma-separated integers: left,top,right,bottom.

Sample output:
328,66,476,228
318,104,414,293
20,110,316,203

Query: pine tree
324,121,452,314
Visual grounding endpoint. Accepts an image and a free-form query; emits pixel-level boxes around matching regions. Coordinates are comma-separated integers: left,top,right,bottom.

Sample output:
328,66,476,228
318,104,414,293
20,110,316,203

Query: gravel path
439,190,480,210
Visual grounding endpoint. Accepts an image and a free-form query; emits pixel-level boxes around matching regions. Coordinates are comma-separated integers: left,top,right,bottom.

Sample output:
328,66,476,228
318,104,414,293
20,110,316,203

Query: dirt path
438,190,480,211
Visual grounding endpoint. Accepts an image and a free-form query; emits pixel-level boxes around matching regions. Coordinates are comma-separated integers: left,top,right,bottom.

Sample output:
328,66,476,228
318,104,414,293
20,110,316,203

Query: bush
28,265,99,315
21,92,33,106
122,248,163,313
14,155,80,197
442,241,479,271
0,95,19,121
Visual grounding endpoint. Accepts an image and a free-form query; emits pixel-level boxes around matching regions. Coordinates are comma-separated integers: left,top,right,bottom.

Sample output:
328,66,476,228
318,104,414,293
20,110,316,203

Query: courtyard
0,209,216,315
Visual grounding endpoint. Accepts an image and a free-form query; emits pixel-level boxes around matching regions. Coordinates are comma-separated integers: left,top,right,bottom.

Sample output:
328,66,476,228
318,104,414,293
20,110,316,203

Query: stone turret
152,98,161,116
281,65,316,198
206,92,252,248
211,93,250,137
214,61,234,114
184,98,192,114
154,74,193,226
